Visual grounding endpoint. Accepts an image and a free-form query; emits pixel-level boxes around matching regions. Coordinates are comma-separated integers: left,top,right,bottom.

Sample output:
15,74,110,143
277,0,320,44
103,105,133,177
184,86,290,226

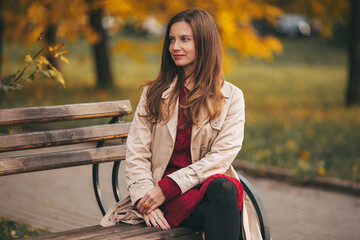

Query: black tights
180,178,242,240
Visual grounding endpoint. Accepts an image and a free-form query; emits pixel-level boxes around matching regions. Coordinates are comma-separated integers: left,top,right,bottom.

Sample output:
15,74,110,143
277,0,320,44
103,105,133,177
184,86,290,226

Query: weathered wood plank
82,226,200,240
0,122,131,152
170,234,204,240
64,224,157,240
28,224,147,240
25,225,105,239
123,227,202,240
0,100,132,126
26,224,201,240
0,145,126,176
25,225,138,240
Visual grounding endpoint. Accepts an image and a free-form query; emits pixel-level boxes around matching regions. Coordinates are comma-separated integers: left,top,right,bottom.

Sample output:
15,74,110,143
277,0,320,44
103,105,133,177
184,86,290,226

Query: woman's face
169,21,196,74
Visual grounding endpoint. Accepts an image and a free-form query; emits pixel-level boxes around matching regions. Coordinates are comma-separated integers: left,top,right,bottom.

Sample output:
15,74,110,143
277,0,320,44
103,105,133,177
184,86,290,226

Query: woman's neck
183,66,195,90
184,76,194,90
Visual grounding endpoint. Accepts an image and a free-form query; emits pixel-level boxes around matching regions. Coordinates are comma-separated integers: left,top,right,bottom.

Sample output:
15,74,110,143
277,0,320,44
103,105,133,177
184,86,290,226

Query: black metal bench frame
0,100,270,240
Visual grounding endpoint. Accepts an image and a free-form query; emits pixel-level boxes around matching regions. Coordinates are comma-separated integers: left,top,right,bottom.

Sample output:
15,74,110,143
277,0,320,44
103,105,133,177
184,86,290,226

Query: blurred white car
275,14,311,37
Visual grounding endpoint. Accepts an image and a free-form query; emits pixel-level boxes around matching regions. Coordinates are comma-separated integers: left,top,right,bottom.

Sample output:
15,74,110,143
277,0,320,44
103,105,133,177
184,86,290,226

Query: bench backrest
0,100,132,176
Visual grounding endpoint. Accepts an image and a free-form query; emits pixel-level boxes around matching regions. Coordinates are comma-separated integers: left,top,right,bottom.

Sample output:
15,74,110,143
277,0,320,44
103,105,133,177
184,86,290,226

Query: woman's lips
173,54,185,59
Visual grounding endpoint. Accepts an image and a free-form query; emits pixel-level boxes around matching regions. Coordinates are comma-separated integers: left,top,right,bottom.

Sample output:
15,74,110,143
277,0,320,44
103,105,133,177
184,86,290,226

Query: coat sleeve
167,86,245,194
125,86,155,205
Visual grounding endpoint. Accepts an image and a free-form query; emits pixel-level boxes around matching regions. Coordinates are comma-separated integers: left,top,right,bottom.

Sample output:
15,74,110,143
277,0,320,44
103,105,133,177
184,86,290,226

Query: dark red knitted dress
158,87,244,228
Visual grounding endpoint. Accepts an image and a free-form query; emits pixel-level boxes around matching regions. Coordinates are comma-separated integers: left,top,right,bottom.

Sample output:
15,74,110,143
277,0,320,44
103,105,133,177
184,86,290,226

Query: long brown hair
144,8,225,125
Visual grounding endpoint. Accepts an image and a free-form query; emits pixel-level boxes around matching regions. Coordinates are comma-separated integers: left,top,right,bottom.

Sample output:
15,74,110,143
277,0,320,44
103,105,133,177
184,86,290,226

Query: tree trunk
0,0,4,79
44,25,59,69
88,2,113,90
346,0,360,105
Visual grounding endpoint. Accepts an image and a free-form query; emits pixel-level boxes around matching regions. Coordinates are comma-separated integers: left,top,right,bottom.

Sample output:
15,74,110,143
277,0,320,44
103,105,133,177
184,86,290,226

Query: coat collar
161,76,230,99
162,76,230,144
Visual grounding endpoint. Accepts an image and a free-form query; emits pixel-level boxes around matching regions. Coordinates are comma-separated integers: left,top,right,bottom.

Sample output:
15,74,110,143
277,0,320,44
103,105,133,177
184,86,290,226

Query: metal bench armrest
237,172,271,240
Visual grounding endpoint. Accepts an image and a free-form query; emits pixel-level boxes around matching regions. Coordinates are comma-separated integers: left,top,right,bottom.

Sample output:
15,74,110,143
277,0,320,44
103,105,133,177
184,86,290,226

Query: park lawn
0,217,50,239
1,36,359,182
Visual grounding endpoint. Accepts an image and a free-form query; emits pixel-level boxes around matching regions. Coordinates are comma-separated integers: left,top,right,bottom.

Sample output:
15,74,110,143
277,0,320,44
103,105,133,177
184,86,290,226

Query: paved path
0,162,359,240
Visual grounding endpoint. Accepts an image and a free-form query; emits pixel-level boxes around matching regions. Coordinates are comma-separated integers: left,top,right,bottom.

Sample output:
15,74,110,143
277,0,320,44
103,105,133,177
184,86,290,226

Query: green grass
1,35,359,182
0,217,50,239
229,39,359,182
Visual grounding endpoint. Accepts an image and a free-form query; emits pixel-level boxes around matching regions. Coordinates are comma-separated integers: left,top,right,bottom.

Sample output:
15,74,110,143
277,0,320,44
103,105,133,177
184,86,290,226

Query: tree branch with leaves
0,39,69,94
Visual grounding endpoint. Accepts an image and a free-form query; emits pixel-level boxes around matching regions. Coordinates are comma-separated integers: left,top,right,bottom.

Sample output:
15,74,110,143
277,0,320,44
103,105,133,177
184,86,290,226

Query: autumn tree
87,0,113,89
346,0,360,105
0,0,4,78
270,0,349,39
1,0,284,90
270,0,357,104
101,0,284,60
1,0,99,85
1,0,355,101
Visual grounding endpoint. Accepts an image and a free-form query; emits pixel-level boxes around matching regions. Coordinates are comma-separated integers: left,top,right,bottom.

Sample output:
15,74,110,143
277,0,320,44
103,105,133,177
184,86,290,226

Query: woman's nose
173,40,181,51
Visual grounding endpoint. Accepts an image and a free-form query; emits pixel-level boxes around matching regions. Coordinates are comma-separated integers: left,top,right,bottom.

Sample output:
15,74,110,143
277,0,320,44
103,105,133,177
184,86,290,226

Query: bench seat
26,223,202,240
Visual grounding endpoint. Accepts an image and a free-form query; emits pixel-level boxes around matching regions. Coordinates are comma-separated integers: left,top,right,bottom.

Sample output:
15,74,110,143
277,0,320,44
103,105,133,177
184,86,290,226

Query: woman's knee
206,178,237,204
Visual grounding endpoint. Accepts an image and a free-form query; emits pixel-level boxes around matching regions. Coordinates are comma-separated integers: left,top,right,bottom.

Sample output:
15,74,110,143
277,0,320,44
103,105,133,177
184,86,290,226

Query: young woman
101,8,262,240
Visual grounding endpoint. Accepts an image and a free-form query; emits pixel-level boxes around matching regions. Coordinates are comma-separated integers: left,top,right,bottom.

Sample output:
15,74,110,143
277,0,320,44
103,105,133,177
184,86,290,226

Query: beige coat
101,79,262,240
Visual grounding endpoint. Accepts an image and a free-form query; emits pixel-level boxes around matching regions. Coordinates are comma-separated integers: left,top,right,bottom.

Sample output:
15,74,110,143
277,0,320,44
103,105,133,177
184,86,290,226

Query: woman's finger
143,215,151,227
137,198,145,211
159,215,170,230
155,210,171,230
138,187,166,214
138,196,153,214
146,200,160,215
149,216,159,229
140,200,152,214
156,215,171,230
155,217,167,230
152,209,170,230
138,204,144,213
138,197,151,214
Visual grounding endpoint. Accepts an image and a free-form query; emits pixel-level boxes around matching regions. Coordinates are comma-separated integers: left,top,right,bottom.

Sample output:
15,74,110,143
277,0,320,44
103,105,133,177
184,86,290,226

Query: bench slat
125,227,202,240
26,224,140,240
26,224,200,240
0,122,131,152
26,225,105,239
29,224,146,240
0,100,132,126
0,145,126,176
78,224,158,240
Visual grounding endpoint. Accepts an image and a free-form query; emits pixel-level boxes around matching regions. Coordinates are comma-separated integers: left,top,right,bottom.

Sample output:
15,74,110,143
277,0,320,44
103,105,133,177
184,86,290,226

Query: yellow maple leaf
317,168,326,177
24,54,33,68
36,56,50,66
60,55,69,64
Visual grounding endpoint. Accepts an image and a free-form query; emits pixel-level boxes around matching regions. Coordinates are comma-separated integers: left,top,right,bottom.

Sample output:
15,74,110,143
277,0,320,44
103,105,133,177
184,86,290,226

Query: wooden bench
0,100,270,240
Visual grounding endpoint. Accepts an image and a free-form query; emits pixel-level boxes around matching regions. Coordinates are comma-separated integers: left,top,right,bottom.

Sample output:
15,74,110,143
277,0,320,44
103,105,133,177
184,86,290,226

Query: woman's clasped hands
143,208,170,230
136,186,171,230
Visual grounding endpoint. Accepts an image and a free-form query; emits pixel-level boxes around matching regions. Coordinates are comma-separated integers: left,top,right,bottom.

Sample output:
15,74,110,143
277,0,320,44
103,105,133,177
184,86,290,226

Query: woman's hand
137,186,165,214
143,208,171,230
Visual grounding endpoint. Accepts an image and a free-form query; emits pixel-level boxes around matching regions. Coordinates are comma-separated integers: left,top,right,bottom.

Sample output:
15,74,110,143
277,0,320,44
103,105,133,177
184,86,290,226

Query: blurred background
0,0,359,239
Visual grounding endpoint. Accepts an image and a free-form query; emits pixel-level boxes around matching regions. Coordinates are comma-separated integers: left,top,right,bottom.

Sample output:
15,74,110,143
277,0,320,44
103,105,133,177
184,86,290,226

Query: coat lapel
162,78,231,145
191,107,209,139
161,78,178,144
191,83,231,140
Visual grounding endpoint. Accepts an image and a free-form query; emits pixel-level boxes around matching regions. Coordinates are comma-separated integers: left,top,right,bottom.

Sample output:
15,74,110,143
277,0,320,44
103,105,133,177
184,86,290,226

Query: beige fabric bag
100,196,143,227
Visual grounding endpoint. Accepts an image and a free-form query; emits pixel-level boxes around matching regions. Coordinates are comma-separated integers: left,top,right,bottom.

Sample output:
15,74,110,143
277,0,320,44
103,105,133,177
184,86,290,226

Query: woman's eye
169,38,174,42
182,38,190,41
